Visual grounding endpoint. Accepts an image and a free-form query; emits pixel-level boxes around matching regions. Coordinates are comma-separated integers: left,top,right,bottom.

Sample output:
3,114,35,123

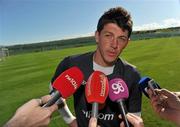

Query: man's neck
93,51,115,67
93,60,115,75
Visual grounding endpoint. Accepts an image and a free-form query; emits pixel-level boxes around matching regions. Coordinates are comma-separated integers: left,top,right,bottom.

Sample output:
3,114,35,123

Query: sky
0,0,180,46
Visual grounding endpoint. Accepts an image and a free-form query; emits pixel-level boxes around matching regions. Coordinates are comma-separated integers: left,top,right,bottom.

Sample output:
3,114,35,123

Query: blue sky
1,0,180,46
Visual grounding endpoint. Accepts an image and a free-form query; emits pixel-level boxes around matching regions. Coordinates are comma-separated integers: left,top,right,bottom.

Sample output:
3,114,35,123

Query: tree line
5,27,180,55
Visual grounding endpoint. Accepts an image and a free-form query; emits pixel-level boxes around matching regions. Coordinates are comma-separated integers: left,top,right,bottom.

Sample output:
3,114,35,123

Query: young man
50,6,142,127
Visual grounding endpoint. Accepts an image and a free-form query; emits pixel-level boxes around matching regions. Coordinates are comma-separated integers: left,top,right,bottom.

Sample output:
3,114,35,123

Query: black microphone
138,77,161,98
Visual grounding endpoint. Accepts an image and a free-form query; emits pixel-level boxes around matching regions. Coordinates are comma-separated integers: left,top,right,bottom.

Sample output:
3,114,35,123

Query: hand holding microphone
138,77,161,99
119,113,144,127
4,67,84,127
4,95,58,127
109,78,131,127
46,66,84,126
149,89,180,126
43,66,84,107
139,76,180,126
85,71,109,127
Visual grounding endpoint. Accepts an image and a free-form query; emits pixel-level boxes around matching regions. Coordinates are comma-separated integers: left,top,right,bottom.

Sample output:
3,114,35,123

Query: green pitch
0,37,179,127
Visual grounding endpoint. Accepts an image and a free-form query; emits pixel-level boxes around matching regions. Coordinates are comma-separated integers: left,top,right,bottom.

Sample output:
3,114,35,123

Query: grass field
0,36,180,127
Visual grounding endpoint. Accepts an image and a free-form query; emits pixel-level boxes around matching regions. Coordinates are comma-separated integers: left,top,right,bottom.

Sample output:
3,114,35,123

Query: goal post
0,47,9,61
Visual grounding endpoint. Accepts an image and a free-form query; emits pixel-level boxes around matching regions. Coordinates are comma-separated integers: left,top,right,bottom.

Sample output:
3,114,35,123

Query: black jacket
51,52,142,127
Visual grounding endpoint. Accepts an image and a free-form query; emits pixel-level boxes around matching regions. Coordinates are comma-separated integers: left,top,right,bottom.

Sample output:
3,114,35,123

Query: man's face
95,23,129,66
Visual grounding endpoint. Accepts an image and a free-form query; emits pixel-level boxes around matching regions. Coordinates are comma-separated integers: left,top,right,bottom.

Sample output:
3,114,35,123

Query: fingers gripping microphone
43,66,84,107
138,77,161,98
85,71,109,118
109,78,130,127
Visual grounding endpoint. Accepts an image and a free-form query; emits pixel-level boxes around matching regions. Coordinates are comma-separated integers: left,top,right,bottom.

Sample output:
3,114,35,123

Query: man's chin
104,59,116,66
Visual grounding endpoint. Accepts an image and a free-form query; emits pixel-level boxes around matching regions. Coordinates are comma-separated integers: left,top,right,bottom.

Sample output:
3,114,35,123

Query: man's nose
111,38,118,49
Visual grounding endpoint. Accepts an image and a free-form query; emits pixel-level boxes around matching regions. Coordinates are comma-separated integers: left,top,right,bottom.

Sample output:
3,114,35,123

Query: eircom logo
82,110,114,120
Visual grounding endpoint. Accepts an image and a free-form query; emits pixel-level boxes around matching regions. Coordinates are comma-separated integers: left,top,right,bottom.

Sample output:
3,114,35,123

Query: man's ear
95,31,100,43
126,38,130,45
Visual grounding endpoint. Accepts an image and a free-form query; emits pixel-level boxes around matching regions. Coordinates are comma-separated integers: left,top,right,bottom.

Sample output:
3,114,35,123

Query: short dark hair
97,7,133,38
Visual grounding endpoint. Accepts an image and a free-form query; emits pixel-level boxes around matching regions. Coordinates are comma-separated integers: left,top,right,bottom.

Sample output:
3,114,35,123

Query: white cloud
134,18,180,31
163,18,180,27
62,32,94,40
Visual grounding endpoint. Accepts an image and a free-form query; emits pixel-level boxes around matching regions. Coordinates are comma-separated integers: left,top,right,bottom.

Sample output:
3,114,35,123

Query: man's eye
105,34,111,37
117,37,127,43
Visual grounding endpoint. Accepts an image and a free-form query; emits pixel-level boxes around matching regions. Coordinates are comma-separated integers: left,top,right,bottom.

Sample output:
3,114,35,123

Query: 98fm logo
111,81,125,94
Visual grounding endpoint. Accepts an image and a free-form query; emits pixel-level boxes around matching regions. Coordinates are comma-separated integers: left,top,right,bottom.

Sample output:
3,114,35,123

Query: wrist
64,115,76,124
59,107,76,124
4,117,21,127
57,101,76,124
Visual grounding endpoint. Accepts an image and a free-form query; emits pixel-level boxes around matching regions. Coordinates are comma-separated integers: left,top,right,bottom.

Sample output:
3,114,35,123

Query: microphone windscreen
85,71,109,104
138,76,161,98
138,77,150,98
109,78,129,102
53,66,84,98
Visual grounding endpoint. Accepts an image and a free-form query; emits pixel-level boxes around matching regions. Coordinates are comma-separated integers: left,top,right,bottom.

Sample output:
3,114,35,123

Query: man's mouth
108,51,116,57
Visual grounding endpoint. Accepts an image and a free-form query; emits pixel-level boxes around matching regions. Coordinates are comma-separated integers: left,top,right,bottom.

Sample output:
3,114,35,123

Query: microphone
109,78,130,127
43,66,84,107
85,71,109,124
138,77,161,98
